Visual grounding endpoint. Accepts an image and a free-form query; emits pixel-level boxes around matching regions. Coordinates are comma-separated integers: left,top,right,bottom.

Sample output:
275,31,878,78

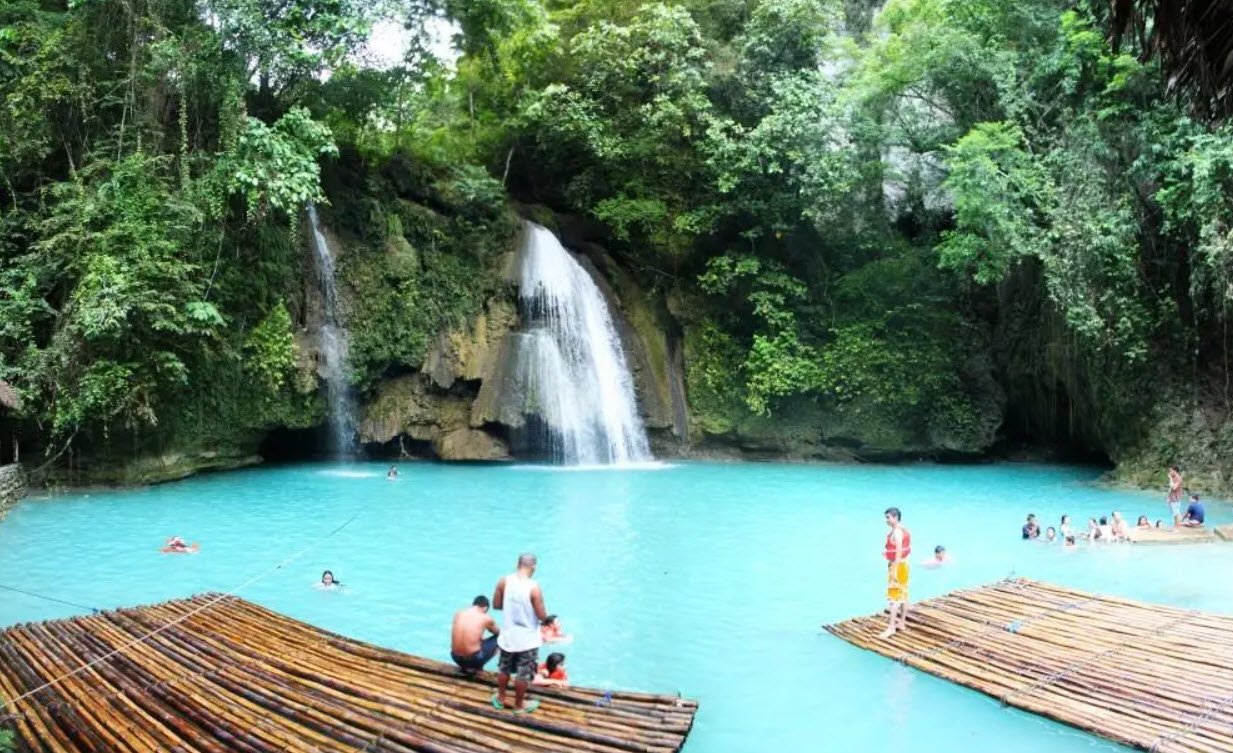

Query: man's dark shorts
498,646,538,683
451,635,499,672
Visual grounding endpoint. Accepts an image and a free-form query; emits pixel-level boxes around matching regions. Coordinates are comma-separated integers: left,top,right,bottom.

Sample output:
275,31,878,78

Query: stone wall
0,463,26,520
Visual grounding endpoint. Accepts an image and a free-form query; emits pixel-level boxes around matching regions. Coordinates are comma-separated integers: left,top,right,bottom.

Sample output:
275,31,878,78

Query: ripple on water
0,461,1227,753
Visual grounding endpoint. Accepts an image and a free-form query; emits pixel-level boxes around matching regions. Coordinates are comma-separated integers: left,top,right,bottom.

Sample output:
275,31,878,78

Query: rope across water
0,585,101,614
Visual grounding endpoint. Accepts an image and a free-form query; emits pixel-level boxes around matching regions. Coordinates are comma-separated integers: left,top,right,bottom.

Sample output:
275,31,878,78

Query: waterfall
514,222,651,465
307,205,357,456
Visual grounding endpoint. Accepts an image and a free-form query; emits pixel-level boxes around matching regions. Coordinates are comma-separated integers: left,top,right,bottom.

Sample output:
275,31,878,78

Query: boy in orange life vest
879,507,911,639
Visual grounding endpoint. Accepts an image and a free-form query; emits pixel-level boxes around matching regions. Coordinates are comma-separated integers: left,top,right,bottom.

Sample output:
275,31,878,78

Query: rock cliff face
356,292,520,462
0,463,26,520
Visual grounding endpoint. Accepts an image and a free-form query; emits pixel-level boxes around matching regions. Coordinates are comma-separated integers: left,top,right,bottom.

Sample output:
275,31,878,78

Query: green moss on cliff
323,155,518,391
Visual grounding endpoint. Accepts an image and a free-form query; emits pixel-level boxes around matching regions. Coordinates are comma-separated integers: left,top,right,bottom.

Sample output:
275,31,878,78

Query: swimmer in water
317,570,341,589
387,466,399,479
165,536,189,552
1086,518,1101,541
1045,526,1057,543
540,615,572,644
1136,515,1151,529
532,652,569,688
921,545,950,567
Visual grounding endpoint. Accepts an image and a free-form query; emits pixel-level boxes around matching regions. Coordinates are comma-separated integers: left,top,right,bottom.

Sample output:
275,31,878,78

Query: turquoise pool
1,461,1229,751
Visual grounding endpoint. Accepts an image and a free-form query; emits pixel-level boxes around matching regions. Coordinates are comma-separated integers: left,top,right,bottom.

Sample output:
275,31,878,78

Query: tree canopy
3,0,1233,469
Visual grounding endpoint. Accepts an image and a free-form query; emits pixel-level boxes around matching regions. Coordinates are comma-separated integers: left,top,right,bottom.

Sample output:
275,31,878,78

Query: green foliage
698,253,822,414
937,122,1046,284
218,108,338,221
513,3,716,259
207,0,381,88
1157,122,1233,320
6,0,1233,469
245,302,297,395
0,0,357,464
19,154,220,436
329,163,517,388
682,318,747,434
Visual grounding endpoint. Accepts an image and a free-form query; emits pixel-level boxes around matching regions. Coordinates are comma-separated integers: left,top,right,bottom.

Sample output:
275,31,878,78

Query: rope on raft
1000,609,1203,705
0,509,361,714
1150,693,1233,752
895,579,1100,665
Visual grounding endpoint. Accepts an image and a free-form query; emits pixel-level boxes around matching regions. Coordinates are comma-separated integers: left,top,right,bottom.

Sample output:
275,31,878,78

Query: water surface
1,461,1228,752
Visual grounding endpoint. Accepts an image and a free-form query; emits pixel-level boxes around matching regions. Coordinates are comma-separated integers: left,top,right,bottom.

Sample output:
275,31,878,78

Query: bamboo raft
826,579,1233,753
1126,525,1233,544
0,594,697,753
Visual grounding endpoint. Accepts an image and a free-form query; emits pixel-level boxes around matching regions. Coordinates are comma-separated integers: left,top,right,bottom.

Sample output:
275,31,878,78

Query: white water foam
316,469,378,479
508,461,673,473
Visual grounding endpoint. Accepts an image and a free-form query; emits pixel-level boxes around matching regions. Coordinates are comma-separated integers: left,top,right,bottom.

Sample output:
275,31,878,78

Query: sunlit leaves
937,121,1046,284
217,107,338,220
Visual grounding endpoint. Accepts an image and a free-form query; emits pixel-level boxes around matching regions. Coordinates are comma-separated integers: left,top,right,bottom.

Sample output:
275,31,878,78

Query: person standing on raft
1167,465,1183,526
492,553,548,713
879,507,911,639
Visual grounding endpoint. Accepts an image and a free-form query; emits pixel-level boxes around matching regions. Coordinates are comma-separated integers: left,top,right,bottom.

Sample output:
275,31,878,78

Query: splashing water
513,222,650,465
307,205,356,456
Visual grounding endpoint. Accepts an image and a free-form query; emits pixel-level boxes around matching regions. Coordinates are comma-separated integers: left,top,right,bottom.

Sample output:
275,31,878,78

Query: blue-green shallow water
2,462,1231,752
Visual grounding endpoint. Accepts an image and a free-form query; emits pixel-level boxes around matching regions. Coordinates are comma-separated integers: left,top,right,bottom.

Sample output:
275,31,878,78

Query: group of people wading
449,553,570,713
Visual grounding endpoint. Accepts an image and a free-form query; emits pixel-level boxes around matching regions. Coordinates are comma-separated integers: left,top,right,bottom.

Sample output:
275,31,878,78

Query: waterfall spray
513,222,650,465
307,205,357,457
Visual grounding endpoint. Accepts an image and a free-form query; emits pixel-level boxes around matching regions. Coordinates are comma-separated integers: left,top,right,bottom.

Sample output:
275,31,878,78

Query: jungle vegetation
2,0,1232,481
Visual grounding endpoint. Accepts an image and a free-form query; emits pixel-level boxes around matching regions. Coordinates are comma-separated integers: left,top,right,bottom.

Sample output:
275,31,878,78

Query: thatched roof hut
1112,0,1233,120
0,380,20,413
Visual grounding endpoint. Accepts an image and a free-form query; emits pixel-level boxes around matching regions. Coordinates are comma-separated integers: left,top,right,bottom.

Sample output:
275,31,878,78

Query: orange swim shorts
886,561,910,603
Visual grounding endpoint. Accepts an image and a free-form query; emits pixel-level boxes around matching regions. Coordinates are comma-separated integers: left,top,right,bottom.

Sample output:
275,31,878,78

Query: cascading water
307,205,357,456
513,222,651,465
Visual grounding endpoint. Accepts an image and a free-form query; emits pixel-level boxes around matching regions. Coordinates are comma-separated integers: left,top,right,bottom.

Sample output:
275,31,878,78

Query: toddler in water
922,545,950,567
540,615,572,644
533,652,569,688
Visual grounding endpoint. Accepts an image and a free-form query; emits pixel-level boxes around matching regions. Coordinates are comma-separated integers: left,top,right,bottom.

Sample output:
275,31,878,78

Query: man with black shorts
492,553,548,713
450,595,499,672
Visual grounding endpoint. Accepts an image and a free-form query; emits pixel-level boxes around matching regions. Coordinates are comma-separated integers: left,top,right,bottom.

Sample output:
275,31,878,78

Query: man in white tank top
492,552,548,712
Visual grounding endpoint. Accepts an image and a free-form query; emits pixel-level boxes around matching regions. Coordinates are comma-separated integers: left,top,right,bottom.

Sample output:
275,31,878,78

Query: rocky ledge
0,463,27,520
